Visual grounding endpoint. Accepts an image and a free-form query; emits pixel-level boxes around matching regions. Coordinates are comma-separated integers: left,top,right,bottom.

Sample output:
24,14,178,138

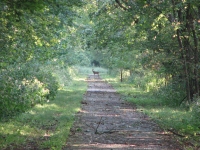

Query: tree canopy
1,0,200,118
82,0,200,103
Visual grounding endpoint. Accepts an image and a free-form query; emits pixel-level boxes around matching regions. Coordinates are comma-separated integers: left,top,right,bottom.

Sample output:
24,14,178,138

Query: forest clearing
1,0,200,149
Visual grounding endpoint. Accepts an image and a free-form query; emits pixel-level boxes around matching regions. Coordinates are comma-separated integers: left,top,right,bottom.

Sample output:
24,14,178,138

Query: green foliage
0,62,58,119
107,75,200,149
153,81,186,107
84,0,200,104
0,0,86,119
34,69,59,100
0,73,87,150
0,0,85,69
191,99,200,122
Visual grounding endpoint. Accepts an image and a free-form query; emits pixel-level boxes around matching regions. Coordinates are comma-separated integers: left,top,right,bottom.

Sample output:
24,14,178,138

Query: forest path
63,75,182,150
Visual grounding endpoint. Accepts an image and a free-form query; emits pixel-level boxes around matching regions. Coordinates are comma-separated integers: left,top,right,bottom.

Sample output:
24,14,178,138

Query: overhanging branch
115,0,127,11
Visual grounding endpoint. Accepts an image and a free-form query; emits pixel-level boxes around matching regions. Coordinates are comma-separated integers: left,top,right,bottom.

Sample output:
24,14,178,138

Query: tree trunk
177,29,191,102
120,69,123,82
186,3,199,99
192,23,199,98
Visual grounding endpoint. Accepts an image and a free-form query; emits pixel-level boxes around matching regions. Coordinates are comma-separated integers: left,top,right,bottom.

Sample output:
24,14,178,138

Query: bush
152,80,186,107
191,98,200,122
127,69,186,107
48,65,73,87
35,69,59,100
0,62,58,119
128,70,156,91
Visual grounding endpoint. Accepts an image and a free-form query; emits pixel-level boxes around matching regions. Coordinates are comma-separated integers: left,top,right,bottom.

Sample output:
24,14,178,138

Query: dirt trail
63,75,182,150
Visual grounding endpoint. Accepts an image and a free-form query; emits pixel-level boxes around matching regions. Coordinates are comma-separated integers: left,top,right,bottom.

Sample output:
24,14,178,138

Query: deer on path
92,69,99,78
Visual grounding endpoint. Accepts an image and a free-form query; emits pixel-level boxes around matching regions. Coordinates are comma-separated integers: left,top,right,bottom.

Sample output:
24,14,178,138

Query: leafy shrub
152,80,185,107
128,69,186,107
51,66,73,87
35,70,59,100
0,61,58,119
191,98,200,122
128,70,156,91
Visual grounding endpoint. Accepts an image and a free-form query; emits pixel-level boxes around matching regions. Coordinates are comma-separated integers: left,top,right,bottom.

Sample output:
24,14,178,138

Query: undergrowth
0,66,87,150
104,75,200,150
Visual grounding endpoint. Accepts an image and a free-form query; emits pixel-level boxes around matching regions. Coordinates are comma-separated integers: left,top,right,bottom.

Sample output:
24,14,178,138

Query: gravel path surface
63,75,183,150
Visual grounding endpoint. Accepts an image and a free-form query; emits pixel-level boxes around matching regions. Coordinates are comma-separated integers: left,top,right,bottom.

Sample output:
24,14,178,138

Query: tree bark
177,29,191,102
120,69,123,82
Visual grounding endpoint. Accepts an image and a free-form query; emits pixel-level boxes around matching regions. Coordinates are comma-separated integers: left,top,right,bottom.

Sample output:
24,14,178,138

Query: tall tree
85,0,200,102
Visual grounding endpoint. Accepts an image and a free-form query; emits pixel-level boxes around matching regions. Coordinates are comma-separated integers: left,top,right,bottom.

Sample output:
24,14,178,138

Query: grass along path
0,77,87,150
64,75,182,149
104,77,200,150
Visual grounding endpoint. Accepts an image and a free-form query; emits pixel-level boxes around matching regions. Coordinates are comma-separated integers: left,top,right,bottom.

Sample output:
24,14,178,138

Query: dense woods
86,0,200,103
0,0,200,149
0,0,85,118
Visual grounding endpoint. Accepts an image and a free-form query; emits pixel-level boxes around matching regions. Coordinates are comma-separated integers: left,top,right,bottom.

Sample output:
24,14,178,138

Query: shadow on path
63,75,182,150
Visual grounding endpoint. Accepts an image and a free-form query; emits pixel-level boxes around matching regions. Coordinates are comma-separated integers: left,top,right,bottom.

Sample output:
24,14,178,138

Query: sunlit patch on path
63,75,182,150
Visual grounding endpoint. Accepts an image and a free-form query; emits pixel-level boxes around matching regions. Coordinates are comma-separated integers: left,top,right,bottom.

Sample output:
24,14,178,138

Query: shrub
191,98,200,122
35,70,59,100
0,61,58,119
152,80,186,107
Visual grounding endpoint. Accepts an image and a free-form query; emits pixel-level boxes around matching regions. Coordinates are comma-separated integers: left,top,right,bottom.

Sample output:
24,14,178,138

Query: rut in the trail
63,75,182,150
